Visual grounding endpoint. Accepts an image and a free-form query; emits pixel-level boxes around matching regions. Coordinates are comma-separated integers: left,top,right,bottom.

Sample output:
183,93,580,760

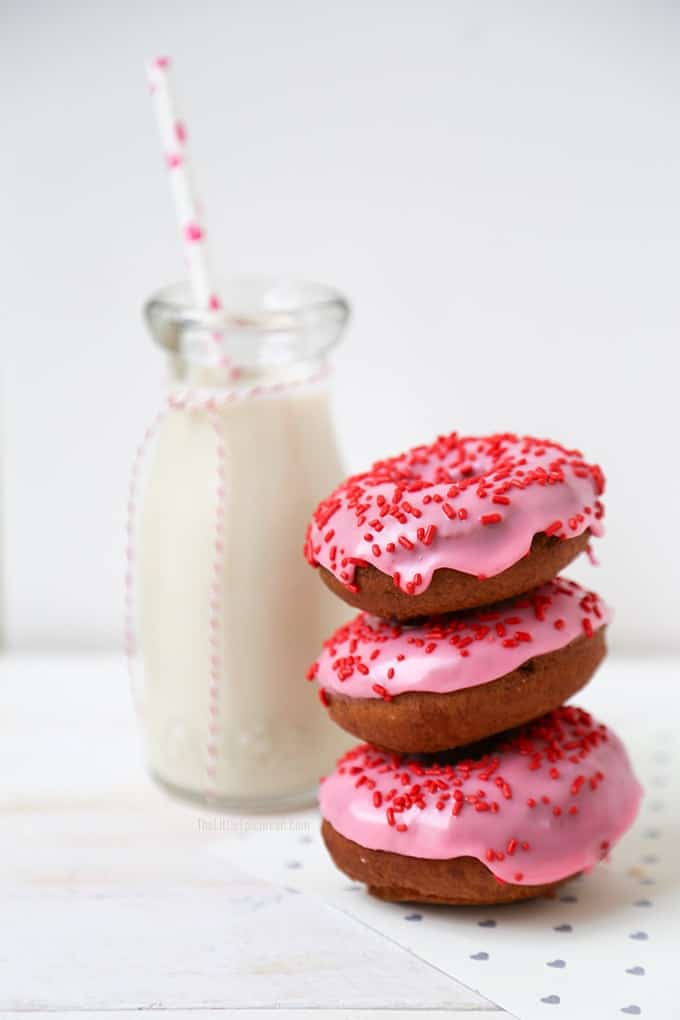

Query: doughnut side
324,628,606,753
319,709,643,888
322,820,570,905
320,530,590,619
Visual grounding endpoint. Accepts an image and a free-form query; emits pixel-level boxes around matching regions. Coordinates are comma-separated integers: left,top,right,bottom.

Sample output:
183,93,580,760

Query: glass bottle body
137,279,352,808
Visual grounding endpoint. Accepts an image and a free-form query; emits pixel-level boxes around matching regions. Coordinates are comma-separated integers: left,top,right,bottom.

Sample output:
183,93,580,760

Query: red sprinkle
480,512,503,525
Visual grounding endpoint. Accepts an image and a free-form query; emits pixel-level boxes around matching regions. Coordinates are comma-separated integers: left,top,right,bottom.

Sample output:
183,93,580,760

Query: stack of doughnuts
304,432,642,905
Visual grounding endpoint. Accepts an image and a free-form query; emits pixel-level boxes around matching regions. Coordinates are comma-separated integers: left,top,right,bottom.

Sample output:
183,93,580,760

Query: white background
2,1,678,652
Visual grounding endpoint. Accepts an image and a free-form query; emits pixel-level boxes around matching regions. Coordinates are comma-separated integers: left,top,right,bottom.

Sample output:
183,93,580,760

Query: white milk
138,380,352,807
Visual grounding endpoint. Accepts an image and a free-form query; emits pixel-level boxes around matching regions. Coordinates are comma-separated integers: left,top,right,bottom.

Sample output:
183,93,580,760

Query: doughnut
309,579,609,753
320,707,642,905
305,432,605,619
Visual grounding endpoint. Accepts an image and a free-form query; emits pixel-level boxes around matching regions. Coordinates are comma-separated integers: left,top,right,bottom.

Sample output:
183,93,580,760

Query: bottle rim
144,276,350,369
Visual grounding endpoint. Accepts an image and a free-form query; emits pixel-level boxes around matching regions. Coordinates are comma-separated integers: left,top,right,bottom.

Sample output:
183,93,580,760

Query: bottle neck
163,352,331,396
146,276,348,395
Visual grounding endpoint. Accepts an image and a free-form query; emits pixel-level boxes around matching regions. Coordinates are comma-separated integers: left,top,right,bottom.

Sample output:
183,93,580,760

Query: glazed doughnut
309,579,609,753
305,432,605,619
320,707,642,905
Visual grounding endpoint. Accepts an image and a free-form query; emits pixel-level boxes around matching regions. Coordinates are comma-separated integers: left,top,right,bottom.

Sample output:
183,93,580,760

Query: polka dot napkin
213,660,677,1019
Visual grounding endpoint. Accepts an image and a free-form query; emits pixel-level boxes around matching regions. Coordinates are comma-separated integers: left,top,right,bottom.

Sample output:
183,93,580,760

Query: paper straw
147,56,231,371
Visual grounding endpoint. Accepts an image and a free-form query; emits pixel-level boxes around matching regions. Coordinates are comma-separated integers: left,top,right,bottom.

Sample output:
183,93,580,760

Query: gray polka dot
286,860,302,869
541,995,560,1005
640,879,656,886
298,834,313,844
634,899,652,907
404,913,422,921
621,1007,641,1016
629,931,649,941
626,966,645,976
643,828,661,839
547,959,566,968
470,951,489,960
553,923,572,932
560,894,578,903
478,918,497,927
642,854,658,864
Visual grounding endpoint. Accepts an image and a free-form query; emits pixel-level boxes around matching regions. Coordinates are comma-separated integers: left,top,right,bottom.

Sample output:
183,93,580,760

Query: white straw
147,56,231,370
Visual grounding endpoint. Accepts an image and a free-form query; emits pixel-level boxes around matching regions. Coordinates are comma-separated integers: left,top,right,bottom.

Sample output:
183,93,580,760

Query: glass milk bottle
134,277,352,809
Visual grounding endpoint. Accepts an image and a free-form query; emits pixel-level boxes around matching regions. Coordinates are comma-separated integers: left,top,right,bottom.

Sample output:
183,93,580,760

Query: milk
138,379,352,807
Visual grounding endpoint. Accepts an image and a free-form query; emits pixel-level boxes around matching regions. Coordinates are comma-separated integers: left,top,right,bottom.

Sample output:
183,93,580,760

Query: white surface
2,2,680,652
0,652,499,1016
1,652,677,1018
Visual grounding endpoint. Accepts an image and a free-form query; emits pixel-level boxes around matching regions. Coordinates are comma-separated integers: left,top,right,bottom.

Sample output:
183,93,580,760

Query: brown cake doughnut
319,709,643,906
309,579,609,753
325,630,605,754
319,531,590,619
305,432,604,619
322,820,568,904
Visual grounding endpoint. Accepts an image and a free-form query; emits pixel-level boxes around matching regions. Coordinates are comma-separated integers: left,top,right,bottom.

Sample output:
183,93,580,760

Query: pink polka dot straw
146,55,231,373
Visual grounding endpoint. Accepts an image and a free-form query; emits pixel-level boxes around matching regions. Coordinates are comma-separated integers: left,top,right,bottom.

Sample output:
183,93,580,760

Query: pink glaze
320,707,642,886
305,433,605,593
310,579,610,701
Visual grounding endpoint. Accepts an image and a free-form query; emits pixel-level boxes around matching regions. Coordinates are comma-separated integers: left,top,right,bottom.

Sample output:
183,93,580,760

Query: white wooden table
0,654,503,1019
4,654,676,1018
